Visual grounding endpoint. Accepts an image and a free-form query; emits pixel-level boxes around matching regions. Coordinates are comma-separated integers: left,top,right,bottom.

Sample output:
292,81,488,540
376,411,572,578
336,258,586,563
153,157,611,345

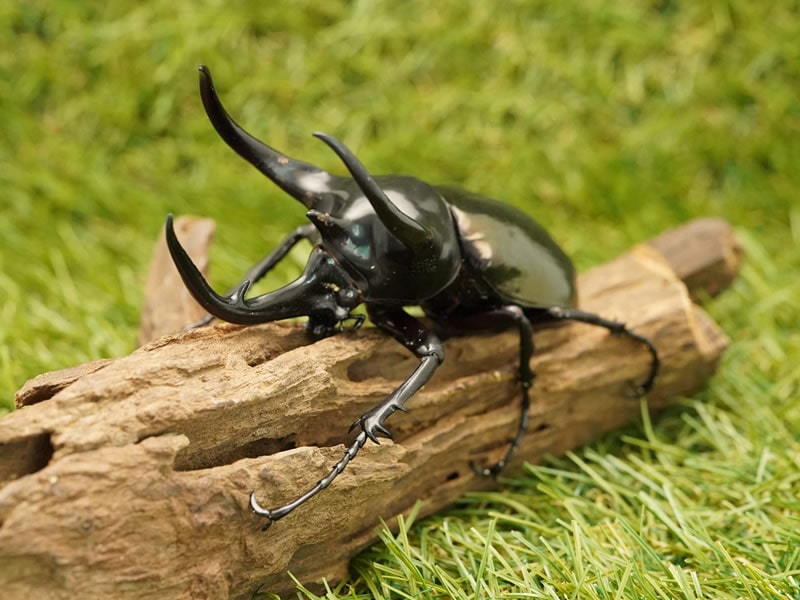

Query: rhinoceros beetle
165,65,660,531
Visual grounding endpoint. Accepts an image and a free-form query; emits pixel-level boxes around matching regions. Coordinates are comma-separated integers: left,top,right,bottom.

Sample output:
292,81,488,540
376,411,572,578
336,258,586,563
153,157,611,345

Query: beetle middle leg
186,223,318,328
434,306,535,477
250,304,443,530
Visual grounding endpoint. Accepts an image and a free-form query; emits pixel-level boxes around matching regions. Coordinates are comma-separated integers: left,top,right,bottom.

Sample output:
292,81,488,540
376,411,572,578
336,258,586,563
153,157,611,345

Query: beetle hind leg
542,306,660,395
432,306,536,477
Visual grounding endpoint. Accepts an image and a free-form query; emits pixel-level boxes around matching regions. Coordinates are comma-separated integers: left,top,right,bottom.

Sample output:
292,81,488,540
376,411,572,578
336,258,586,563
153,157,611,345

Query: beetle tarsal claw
372,423,393,439
345,314,365,332
249,491,275,530
183,314,215,330
469,460,502,478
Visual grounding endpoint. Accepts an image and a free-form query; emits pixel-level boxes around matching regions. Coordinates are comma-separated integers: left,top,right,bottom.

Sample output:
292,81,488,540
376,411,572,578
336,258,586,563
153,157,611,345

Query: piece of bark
0,219,738,599
137,216,215,345
14,358,114,409
648,217,743,301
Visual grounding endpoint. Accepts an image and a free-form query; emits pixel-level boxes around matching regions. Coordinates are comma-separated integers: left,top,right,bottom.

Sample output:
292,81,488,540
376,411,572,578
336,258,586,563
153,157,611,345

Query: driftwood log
0,218,740,599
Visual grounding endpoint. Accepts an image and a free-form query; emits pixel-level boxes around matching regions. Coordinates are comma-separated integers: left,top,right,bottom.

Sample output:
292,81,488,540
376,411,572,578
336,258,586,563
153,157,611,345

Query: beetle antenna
198,65,330,209
312,132,433,253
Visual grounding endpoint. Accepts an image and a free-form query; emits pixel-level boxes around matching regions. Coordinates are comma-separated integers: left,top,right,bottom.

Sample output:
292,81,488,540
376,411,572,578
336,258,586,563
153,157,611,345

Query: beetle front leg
250,430,371,530
351,305,444,442
186,223,318,329
249,305,443,530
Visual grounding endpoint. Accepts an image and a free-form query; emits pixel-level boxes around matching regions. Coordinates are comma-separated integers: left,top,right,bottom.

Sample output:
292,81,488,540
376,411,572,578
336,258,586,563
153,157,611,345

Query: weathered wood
0,218,740,599
647,217,743,302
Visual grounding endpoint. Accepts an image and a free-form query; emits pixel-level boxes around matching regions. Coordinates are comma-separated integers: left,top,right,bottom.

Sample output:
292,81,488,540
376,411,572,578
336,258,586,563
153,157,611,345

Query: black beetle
166,66,659,531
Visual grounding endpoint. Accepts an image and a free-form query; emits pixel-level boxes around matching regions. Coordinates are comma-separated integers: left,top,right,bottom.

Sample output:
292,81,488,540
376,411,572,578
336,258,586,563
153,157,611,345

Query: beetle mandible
166,66,660,531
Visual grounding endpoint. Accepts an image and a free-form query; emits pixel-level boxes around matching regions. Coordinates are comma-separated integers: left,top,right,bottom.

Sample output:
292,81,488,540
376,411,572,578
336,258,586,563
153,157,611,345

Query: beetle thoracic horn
198,65,330,210
312,132,433,253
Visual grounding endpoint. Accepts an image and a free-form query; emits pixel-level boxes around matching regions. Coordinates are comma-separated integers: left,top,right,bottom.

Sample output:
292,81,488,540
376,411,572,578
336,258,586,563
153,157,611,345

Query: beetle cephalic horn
198,65,331,210
166,214,337,325
312,132,433,253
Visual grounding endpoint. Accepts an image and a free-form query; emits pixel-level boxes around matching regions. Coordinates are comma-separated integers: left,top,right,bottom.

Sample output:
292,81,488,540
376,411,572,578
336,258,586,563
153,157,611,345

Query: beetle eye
336,288,360,308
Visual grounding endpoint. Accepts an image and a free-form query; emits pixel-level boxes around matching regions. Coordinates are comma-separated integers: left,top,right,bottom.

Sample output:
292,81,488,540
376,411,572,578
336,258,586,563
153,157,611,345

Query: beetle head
197,66,461,302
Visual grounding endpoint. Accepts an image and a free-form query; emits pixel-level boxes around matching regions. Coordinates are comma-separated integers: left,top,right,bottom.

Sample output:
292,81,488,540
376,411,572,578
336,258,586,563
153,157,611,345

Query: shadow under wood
170,434,298,472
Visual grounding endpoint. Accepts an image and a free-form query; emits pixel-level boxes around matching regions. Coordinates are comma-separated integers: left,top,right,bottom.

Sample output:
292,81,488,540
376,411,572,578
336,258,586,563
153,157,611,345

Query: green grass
2,1,799,598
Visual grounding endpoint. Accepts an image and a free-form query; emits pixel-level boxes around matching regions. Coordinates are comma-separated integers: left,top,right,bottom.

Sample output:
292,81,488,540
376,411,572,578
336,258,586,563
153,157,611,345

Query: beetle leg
475,305,534,476
351,305,444,441
435,306,535,477
250,431,371,531
249,305,443,530
185,223,318,329
541,306,660,395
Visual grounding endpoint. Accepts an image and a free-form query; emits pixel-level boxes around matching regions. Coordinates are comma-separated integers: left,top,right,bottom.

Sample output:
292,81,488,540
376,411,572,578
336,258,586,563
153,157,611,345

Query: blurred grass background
1,1,798,598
